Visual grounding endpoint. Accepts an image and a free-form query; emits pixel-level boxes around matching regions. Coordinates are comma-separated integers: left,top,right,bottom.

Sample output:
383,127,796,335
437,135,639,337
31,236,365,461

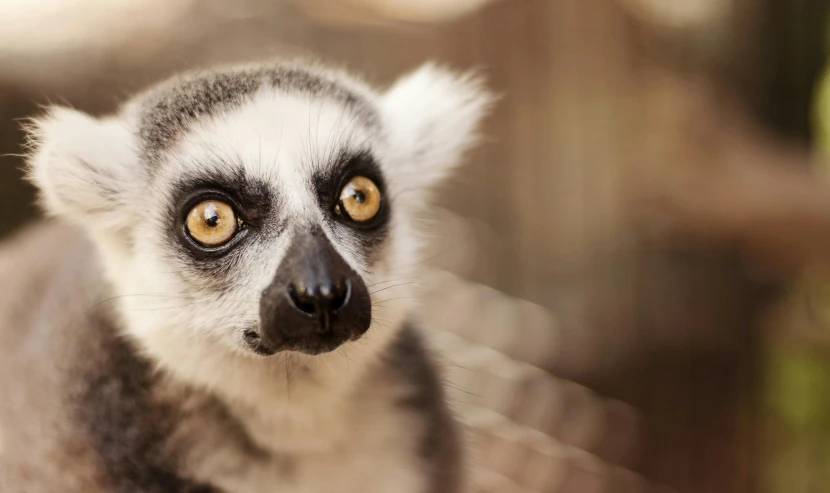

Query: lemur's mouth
243,327,361,356
249,226,372,356
242,329,279,356
285,331,352,355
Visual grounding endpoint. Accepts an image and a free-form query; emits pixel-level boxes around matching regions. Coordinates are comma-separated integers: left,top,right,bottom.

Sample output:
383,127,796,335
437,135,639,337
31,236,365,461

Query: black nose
287,280,350,320
257,226,371,355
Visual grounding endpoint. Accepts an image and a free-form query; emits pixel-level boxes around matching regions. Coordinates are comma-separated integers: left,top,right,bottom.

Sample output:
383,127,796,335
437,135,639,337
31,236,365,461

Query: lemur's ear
25,107,142,231
380,63,494,198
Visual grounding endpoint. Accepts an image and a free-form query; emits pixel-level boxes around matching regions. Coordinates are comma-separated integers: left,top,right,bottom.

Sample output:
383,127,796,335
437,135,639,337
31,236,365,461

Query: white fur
379,63,493,201
25,108,143,231
26,60,491,491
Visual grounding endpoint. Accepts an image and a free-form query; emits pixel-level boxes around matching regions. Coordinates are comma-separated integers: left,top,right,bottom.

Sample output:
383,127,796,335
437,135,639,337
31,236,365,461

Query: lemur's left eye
336,176,382,222
185,200,238,247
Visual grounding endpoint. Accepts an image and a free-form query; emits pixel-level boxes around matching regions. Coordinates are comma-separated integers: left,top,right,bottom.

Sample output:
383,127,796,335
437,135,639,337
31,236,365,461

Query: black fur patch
76,311,222,492
164,163,279,286
313,150,391,268
139,63,379,167
387,324,463,493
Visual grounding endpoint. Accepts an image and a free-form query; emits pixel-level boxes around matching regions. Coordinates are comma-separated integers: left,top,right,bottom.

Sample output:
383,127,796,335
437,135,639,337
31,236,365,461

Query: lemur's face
27,61,490,366
140,90,399,357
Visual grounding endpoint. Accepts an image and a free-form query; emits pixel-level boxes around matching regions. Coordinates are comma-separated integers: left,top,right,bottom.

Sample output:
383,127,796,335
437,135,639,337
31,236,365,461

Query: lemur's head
26,60,490,380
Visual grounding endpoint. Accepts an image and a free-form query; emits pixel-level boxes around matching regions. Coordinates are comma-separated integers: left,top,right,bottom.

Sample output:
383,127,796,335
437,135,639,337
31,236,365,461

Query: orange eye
185,200,238,247
337,176,381,222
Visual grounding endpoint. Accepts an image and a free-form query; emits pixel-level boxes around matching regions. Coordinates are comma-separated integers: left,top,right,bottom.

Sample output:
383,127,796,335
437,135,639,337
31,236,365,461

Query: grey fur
138,62,380,167
387,326,463,493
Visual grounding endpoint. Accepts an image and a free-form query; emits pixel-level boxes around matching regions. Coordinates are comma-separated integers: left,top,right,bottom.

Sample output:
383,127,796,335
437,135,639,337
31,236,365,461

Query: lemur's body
0,223,455,493
0,61,490,492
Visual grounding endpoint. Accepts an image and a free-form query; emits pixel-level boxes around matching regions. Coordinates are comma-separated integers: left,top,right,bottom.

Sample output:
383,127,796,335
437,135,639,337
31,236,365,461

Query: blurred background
3,0,830,492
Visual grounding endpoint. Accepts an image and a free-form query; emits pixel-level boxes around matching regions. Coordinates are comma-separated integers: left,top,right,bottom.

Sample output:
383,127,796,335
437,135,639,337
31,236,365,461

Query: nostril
329,280,350,312
287,284,318,316
285,280,351,317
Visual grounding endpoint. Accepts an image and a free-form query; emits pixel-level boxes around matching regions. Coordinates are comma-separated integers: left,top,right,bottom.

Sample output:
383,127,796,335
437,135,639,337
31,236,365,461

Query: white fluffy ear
380,63,494,197
25,107,142,231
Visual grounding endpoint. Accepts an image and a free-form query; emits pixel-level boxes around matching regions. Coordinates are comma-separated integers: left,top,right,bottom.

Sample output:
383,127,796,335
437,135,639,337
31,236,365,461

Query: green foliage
764,345,830,493
814,66,830,166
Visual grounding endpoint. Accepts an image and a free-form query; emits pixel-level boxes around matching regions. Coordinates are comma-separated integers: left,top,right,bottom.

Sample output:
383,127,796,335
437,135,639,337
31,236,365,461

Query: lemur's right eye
336,176,382,222
185,200,238,247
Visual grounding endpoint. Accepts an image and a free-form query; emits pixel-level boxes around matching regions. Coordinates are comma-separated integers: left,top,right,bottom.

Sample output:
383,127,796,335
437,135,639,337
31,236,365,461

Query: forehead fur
26,59,493,245
135,61,380,167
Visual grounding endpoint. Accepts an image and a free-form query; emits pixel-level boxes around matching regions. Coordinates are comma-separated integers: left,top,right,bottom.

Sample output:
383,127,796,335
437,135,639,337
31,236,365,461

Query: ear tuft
25,106,141,230
381,62,495,196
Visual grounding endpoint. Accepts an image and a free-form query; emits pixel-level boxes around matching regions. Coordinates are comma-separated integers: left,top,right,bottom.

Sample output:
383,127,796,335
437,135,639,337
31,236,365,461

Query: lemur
0,59,491,492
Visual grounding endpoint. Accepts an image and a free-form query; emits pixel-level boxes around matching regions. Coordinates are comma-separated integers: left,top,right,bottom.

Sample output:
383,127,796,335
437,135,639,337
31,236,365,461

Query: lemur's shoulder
0,221,223,492
0,221,100,365
384,324,465,493
0,222,108,492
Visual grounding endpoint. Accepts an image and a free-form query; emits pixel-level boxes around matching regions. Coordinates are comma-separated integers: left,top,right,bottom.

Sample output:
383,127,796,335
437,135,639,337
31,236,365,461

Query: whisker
369,281,420,295
365,278,418,289
288,356,303,382
372,296,418,306
321,354,337,376
120,302,200,312
285,354,291,404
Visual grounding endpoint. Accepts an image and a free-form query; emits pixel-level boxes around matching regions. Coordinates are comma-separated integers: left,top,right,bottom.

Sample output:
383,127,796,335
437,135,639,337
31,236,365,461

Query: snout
253,227,371,355
286,278,351,330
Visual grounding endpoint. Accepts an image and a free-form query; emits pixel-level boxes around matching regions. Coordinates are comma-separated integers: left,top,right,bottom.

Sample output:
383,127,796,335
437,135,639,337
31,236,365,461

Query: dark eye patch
312,149,391,267
313,150,387,220
171,165,273,222
164,163,280,283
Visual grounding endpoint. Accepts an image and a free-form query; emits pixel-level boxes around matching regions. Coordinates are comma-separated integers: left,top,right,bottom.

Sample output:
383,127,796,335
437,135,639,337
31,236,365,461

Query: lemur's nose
257,226,371,355
286,279,351,326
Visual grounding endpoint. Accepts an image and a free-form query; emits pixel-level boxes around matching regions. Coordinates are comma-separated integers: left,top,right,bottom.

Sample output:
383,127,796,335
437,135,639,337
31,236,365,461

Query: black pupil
205,208,220,227
353,190,366,204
